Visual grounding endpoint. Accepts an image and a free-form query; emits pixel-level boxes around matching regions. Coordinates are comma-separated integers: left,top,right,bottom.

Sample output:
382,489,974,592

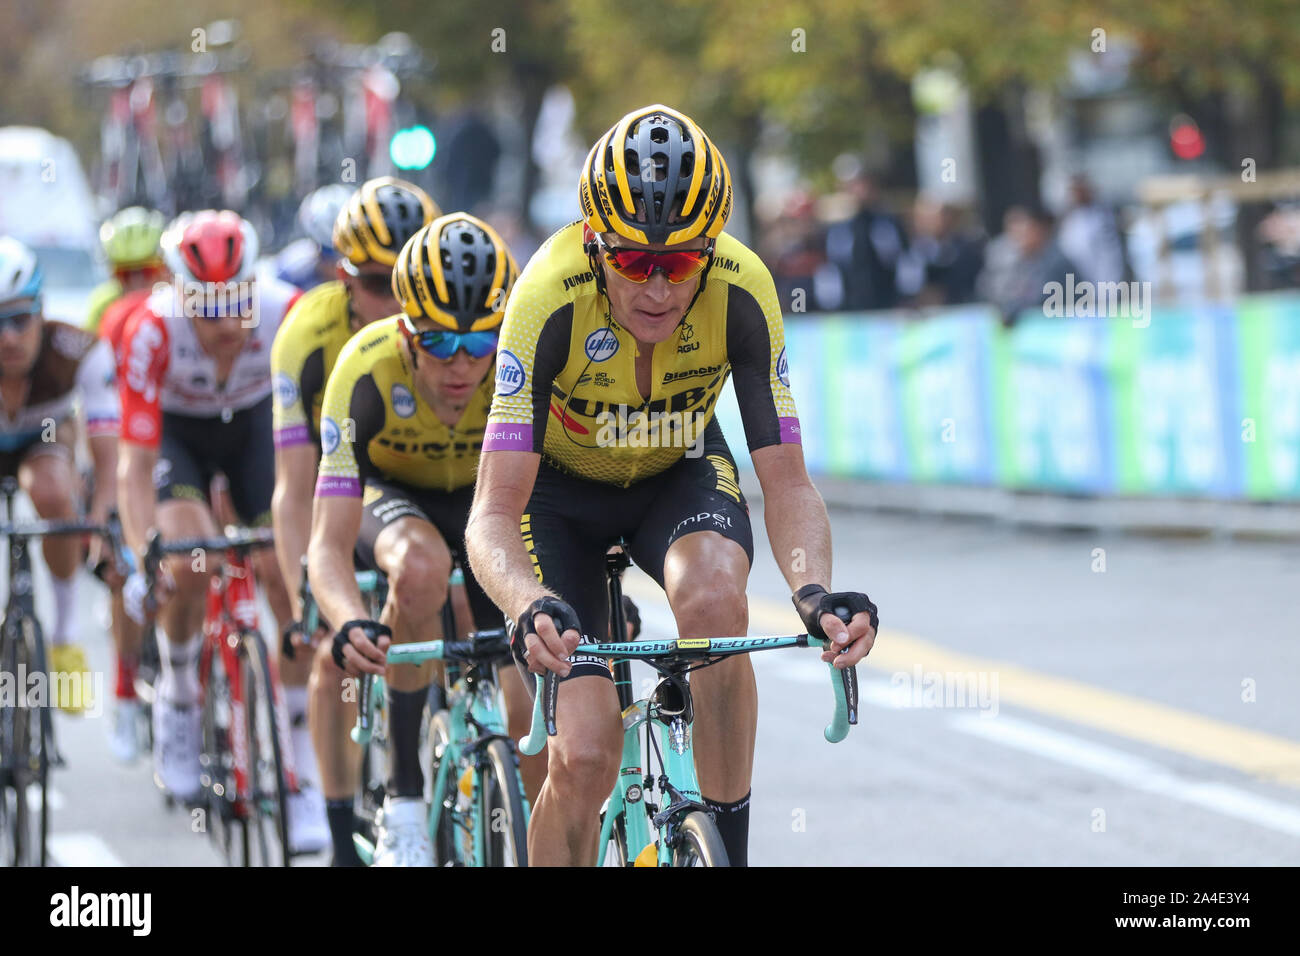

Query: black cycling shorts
354,475,501,631
521,417,753,682
154,395,275,526
0,426,74,479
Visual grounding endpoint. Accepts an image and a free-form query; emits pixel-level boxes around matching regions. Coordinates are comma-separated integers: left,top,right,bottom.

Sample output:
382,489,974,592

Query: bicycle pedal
49,749,68,769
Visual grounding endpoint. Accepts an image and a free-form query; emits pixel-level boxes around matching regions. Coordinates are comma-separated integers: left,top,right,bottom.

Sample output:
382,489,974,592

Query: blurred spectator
1058,174,1127,285
978,205,1077,321
825,166,907,311
765,190,826,313
1257,202,1300,289
896,195,985,307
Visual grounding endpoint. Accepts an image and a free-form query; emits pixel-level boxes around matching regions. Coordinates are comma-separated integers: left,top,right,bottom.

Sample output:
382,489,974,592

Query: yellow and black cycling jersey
271,279,353,449
315,317,494,497
484,219,800,487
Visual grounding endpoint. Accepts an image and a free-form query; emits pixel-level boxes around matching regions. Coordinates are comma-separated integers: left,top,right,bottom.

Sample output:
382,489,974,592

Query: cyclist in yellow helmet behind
465,105,879,867
270,177,439,860
85,207,166,337
310,213,531,866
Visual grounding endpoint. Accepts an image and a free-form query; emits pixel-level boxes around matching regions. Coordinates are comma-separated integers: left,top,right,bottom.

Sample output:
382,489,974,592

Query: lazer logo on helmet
495,350,525,396
584,328,618,362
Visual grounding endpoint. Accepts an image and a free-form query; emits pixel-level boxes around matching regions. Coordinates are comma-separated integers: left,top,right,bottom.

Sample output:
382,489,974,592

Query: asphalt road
18,498,1300,866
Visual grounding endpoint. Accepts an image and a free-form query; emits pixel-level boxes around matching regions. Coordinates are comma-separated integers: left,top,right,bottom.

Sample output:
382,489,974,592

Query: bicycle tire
198,639,238,863
0,614,47,866
427,710,459,865
24,616,49,867
672,811,730,867
601,807,631,867
241,631,291,867
481,738,528,867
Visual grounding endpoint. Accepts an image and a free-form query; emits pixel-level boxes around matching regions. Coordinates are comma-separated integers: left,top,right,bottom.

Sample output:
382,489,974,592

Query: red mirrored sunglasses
595,235,713,284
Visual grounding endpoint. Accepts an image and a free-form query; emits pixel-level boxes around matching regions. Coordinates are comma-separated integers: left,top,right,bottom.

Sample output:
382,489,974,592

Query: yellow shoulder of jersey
271,280,352,447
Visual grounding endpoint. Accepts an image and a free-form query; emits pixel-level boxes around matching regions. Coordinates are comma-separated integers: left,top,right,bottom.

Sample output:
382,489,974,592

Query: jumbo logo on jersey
321,416,341,455
496,350,525,397
274,373,298,409
776,347,789,387
584,328,618,362
391,383,416,418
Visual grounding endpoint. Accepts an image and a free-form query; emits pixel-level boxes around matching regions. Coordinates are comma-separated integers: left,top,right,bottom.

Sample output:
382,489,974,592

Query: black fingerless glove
331,620,392,670
793,584,879,641
512,597,583,666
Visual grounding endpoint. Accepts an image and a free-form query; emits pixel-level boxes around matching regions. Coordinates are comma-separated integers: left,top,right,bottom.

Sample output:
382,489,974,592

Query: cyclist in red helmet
115,209,328,852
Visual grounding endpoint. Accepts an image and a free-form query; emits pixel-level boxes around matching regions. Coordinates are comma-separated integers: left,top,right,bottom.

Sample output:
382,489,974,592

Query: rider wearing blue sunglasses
309,213,526,866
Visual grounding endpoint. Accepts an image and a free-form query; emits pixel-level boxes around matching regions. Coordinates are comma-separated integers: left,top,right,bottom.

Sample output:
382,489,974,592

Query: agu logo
391,383,416,418
776,347,790,387
321,416,341,455
274,373,298,409
496,350,525,397
584,328,618,362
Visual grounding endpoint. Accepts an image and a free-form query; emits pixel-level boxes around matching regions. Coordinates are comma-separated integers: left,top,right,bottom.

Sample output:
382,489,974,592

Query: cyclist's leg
630,422,756,865
152,433,220,800
222,395,327,850
308,627,360,864
514,467,634,866
420,485,545,803
359,481,454,800
19,440,91,712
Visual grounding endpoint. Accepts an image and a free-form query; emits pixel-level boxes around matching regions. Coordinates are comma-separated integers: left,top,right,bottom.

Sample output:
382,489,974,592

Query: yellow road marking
622,575,1300,789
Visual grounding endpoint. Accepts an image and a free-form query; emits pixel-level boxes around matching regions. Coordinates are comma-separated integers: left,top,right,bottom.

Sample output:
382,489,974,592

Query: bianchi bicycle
143,527,298,866
351,627,529,867
0,477,127,867
519,544,858,867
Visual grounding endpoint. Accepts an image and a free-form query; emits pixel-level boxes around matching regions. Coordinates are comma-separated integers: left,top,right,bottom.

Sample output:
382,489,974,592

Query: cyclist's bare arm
117,440,157,558
307,493,386,673
86,434,118,523
465,449,577,675
272,441,317,618
751,443,874,666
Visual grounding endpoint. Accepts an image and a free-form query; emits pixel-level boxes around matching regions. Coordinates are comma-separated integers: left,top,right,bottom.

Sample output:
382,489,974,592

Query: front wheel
240,631,290,867
427,710,460,865
480,739,528,867
0,615,48,866
671,811,730,867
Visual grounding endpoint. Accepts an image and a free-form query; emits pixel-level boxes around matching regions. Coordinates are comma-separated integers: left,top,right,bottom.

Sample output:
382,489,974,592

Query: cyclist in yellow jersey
465,105,879,867
309,213,526,867
85,207,166,335
270,177,438,863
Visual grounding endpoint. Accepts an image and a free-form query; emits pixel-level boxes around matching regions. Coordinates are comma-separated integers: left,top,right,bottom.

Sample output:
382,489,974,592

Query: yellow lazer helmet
333,177,440,267
579,104,732,246
392,213,518,333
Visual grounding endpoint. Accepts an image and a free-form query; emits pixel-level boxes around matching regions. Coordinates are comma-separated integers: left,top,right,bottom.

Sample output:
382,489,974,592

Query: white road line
48,832,126,867
951,712,1300,839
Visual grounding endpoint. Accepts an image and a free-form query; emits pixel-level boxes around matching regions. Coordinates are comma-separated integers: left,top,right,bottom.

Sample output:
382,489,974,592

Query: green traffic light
390,126,437,170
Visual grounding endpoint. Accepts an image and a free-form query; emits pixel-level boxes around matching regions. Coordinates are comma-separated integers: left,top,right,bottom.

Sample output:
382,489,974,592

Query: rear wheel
241,631,290,866
481,738,528,867
427,710,460,865
671,811,729,867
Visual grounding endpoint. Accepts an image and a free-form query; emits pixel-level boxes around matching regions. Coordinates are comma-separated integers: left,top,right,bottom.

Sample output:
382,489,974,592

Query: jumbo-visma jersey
483,220,800,486
314,317,494,496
